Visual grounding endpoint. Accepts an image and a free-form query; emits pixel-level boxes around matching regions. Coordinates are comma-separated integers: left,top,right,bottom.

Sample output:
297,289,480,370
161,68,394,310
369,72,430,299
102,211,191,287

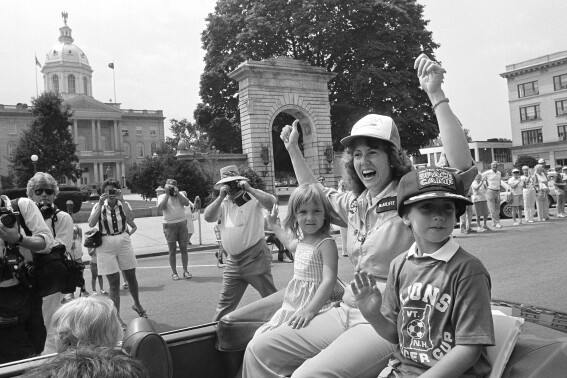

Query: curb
135,244,218,260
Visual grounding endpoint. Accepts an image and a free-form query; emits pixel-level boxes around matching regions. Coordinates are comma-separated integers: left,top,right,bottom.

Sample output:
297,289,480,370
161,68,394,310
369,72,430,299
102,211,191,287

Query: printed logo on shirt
375,196,397,213
417,168,456,190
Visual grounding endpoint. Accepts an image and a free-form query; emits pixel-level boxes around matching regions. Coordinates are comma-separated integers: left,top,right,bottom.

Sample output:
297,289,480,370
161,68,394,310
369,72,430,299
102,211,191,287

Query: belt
101,231,124,236
488,188,499,191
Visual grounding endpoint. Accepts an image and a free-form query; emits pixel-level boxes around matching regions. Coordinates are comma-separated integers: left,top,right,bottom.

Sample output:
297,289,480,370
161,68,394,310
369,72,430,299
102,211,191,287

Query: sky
2,0,567,142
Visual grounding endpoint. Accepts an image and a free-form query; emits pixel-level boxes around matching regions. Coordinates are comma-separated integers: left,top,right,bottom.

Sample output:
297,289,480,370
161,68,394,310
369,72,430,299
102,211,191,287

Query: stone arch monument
228,57,337,193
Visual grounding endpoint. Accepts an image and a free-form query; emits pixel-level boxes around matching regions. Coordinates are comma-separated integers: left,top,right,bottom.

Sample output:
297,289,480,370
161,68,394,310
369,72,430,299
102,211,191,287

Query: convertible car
0,289,566,378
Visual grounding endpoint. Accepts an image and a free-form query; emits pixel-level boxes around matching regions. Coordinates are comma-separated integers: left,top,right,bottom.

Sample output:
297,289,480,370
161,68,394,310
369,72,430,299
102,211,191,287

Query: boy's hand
265,204,279,227
280,120,300,150
287,308,316,329
351,271,383,319
414,53,446,96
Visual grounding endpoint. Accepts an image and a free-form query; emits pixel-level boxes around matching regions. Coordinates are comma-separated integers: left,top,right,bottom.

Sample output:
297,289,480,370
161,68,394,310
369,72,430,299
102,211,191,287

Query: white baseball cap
538,158,545,164
340,114,401,149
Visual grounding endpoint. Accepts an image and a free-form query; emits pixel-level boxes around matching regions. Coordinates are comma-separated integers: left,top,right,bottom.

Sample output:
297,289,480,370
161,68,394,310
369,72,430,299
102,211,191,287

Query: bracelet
432,97,449,111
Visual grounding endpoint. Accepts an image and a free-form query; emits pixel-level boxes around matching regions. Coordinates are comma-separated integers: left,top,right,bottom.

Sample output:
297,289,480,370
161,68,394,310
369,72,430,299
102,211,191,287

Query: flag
108,62,114,69
35,56,42,68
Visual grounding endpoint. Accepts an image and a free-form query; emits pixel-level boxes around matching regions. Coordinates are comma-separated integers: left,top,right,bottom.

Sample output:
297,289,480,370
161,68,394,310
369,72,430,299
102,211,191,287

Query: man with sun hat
204,165,278,321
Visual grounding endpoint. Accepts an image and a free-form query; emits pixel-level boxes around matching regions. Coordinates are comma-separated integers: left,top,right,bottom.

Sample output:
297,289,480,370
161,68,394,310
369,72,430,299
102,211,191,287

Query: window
52,75,59,93
83,77,88,95
68,74,76,94
493,148,511,162
149,127,157,136
150,143,157,155
556,100,567,116
522,129,543,145
123,142,131,157
136,142,145,158
78,135,87,151
554,74,567,91
122,128,129,137
519,105,540,121
8,123,16,134
558,125,567,141
517,81,538,98
136,126,143,136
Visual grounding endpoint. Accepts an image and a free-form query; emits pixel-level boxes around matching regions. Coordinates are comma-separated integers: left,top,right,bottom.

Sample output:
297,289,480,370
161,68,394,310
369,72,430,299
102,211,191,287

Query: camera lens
0,214,16,228
38,203,54,219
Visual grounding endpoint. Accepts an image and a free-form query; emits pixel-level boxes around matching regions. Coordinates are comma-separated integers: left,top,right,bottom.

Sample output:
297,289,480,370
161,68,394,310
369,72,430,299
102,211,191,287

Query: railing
80,151,93,156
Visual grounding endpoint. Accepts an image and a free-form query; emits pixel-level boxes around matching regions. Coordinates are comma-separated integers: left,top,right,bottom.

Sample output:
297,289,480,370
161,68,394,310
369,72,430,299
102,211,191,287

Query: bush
54,192,83,213
0,188,28,199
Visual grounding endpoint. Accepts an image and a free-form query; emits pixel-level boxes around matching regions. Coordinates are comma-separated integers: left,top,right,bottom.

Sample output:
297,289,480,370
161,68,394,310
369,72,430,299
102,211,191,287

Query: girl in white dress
255,184,344,335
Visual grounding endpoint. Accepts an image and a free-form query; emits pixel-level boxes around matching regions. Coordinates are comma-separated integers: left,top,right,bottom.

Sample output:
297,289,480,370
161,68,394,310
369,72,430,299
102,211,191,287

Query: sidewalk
76,194,292,262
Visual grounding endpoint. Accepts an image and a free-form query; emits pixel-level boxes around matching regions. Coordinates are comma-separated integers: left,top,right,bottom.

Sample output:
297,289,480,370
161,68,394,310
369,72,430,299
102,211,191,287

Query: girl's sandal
172,273,180,281
132,305,148,318
183,271,192,280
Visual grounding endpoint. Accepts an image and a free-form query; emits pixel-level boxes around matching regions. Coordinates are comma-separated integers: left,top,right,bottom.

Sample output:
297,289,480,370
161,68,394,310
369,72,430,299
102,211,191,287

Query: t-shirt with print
382,240,494,377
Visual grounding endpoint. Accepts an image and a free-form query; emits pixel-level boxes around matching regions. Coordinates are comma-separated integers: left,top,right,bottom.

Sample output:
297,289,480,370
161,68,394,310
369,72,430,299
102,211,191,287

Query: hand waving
351,271,383,319
265,203,279,229
280,120,300,150
414,53,446,95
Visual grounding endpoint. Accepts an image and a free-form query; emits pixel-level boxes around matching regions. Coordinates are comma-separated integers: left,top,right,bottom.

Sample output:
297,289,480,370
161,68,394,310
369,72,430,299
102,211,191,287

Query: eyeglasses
34,188,54,196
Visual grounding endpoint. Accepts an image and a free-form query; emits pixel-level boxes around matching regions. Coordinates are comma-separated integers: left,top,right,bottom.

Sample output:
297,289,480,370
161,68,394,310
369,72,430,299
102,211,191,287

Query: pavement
75,193,292,262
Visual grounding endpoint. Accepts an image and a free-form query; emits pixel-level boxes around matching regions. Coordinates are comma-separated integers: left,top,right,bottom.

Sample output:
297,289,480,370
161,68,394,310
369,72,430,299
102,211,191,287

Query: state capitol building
0,15,164,186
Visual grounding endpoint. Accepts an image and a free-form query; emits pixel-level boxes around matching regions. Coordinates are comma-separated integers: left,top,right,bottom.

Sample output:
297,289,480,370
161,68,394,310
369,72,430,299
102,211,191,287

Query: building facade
0,15,164,186
412,140,513,173
500,51,567,168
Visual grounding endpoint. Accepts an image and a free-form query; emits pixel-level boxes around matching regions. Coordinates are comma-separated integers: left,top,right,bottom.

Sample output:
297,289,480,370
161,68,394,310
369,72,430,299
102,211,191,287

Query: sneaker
513,222,519,226
183,271,193,280
476,228,486,233
527,220,534,223
80,290,90,297
100,290,108,295
122,282,128,290
494,224,503,229
483,226,491,231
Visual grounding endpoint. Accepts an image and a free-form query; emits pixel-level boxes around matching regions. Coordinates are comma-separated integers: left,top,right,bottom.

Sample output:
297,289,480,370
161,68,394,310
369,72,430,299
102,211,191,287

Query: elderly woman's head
340,114,412,196
27,172,59,205
534,164,544,173
52,296,123,352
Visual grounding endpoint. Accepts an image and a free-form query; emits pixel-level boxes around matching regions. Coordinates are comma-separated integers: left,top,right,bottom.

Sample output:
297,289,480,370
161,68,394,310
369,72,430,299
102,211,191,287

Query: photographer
25,173,74,355
88,178,146,320
0,187,54,364
204,165,277,321
157,179,192,280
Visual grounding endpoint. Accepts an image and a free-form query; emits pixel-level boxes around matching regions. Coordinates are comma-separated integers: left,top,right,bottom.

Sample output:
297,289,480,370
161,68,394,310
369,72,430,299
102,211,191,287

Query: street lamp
261,145,270,177
325,145,334,173
31,154,38,173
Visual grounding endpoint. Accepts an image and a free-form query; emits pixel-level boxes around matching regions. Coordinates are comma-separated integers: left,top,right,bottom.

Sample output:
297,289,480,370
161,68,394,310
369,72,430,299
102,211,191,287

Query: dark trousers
213,239,277,322
0,290,46,364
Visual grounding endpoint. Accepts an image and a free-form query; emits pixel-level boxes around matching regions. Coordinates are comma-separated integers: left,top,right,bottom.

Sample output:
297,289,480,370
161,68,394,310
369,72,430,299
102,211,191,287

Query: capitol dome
42,13,94,98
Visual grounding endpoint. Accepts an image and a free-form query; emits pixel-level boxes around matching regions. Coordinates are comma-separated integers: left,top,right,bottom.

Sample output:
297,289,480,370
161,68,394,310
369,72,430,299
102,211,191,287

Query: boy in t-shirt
351,167,494,377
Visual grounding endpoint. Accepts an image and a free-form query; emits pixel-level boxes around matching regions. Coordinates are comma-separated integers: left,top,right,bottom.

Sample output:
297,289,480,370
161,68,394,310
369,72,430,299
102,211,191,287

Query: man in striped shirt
88,178,146,320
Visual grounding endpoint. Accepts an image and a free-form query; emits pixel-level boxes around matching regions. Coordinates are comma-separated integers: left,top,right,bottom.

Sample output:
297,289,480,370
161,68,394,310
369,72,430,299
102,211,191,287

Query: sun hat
214,165,249,189
512,168,520,173
397,167,472,217
340,114,401,149
522,165,529,170
165,179,177,186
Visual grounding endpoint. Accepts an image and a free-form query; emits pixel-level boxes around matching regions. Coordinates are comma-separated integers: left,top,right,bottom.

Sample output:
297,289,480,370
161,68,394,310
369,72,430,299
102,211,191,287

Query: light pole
31,154,38,173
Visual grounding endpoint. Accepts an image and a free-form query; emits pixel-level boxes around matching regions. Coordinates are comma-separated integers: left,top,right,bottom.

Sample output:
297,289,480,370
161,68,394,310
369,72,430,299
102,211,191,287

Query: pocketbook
84,229,102,248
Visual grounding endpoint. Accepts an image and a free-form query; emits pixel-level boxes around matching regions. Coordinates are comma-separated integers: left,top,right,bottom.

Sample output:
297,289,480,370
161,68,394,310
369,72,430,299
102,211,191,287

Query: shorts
163,220,189,245
96,233,137,276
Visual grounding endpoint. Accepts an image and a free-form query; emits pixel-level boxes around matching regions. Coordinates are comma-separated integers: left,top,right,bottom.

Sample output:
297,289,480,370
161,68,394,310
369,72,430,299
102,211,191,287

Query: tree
165,118,211,152
515,155,538,169
11,92,82,187
197,0,440,155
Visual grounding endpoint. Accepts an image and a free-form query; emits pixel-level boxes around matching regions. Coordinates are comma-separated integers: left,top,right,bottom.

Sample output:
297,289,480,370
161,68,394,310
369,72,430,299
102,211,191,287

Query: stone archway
228,57,337,193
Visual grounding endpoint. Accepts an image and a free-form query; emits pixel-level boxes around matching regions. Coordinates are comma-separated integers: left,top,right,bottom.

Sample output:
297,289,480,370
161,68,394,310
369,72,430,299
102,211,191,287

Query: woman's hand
98,193,108,205
414,53,446,97
287,308,316,329
265,204,279,228
280,120,300,150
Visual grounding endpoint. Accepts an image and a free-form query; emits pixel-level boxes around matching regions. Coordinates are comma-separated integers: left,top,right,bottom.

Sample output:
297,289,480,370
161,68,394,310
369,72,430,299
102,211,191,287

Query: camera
37,201,55,219
233,191,251,207
107,188,118,196
168,186,176,196
0,207,18,228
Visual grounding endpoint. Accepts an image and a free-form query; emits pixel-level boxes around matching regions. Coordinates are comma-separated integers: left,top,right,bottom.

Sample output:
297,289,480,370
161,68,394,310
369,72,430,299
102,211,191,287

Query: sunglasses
34,188,54,196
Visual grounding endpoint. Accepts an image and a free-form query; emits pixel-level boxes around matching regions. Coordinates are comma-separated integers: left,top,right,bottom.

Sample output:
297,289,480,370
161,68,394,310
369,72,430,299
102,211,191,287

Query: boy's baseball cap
538,158,545,164
397,167,472,217
340,114,401,149
512,168,520,173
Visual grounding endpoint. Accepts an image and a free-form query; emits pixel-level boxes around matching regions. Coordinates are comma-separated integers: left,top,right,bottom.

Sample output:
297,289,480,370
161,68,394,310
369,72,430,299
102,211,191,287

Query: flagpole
112,62,117,103
35,53,38,97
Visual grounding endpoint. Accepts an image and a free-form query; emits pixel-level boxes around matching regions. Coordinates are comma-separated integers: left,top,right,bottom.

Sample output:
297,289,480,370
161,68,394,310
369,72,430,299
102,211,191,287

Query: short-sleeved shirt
382,240,494,376
507,176,524,195
470,180,487,202
481,169,501,191
44,210,74,252
521,174,535,189
217,197,264,255
159,193,187,224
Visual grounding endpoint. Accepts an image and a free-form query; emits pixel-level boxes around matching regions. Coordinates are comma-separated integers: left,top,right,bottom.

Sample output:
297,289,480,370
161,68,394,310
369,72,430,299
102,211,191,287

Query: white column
118,120,123,152
73,120,78,143
96,120,102,151
474,146,480,163
116,163,121,184
91,120,96,151
113,120,119,151
93,162,99,184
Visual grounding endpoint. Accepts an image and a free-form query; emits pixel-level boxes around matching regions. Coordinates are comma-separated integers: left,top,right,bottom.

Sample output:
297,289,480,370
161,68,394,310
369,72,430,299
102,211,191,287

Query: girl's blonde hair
284,184,333,237
52,296,123,352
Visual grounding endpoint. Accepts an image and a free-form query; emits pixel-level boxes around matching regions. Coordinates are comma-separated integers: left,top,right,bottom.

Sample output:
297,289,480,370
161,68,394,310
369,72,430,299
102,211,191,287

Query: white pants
523,187,536,222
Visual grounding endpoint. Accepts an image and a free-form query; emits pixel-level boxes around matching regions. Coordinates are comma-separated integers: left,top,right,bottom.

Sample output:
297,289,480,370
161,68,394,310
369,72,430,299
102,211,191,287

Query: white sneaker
513,222,519,226
494,224,503,229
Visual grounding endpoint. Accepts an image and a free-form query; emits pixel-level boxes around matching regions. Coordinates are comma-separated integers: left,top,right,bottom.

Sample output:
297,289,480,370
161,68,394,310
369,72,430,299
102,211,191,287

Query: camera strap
11,199,60,237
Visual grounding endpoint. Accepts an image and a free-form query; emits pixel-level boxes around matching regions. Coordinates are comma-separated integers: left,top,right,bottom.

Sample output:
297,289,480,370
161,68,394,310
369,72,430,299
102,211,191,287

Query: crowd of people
1,52,566,377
